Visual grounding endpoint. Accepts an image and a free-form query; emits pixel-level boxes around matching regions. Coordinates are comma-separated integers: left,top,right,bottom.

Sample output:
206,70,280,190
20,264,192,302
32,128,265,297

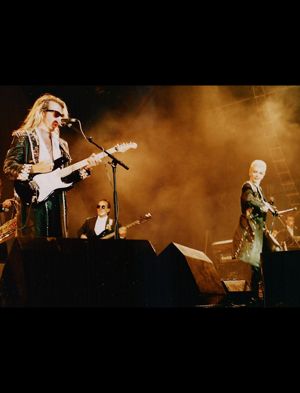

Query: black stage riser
262,250,300,307
0,238,158,307
1,239,249,307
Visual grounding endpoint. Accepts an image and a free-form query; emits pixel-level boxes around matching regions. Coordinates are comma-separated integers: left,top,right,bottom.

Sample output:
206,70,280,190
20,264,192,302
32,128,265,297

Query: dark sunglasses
97,204,108,209
46,109,64,118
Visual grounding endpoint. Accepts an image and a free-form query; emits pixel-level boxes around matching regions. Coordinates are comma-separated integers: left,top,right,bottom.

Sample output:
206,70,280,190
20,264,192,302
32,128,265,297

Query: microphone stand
87,136,129,240
62,119,130,240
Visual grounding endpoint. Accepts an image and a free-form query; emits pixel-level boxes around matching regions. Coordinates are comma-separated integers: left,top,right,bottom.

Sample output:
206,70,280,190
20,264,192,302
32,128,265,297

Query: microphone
61,118,78,127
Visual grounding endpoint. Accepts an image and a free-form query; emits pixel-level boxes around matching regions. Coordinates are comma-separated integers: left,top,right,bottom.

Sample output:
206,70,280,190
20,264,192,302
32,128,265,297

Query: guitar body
100,231,117,240
97,229,114,239
14,156,73,206
15,170,73,206
33,169,73,203
14,142,137,206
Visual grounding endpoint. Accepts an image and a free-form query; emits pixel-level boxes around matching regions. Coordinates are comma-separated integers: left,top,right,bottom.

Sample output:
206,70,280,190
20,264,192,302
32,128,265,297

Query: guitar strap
25,130,39,164
59,138,72,162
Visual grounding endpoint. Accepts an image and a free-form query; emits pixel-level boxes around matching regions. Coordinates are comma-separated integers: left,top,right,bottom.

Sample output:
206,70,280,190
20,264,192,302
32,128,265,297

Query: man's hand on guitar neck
119,226,127,239
84,153,102,171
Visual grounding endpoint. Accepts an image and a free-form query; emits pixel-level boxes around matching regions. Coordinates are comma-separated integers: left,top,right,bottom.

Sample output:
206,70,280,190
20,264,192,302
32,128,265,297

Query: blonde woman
232,160,272,304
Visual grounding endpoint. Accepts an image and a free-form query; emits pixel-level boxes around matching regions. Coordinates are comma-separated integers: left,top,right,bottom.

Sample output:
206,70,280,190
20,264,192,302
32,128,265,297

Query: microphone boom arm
277,207,298,216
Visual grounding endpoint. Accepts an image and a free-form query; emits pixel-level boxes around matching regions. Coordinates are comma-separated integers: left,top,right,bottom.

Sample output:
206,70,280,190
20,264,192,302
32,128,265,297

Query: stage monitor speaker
157,242,225,307
221,279,252,307
0,237,158,307
262,250,300,307
211,239,252,282
222,280,250,292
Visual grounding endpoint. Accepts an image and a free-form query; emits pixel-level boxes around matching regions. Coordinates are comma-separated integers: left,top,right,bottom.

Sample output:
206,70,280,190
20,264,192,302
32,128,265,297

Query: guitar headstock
115,142,138,153
139,213,152,223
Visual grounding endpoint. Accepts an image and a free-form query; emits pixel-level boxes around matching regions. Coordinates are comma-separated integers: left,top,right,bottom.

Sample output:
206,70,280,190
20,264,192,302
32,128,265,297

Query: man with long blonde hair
3,93,100,238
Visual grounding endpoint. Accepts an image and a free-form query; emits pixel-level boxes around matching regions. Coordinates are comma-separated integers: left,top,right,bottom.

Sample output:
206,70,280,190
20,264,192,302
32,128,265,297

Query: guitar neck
100,220,141,240
60,147,117,177
126,220,140,229
100,212,151,240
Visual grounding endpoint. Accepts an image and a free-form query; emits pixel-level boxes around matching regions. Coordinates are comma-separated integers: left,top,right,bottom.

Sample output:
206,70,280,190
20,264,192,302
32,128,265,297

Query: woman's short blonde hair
249,159,267,172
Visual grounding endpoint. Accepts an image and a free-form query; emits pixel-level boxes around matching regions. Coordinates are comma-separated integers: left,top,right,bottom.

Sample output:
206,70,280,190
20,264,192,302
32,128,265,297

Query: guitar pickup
54,156,69,169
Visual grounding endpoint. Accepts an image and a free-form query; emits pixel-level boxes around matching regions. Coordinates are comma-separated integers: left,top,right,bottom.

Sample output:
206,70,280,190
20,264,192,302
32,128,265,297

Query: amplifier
211,239,252,282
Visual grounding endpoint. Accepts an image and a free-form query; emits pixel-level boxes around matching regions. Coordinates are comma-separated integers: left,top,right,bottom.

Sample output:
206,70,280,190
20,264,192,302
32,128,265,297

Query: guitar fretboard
126,220,141,229
60,147,118,177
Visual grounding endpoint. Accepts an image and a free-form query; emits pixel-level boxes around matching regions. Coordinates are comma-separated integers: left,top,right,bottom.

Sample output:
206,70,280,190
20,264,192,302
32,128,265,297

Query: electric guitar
100,213,152,239
15,142,137,205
